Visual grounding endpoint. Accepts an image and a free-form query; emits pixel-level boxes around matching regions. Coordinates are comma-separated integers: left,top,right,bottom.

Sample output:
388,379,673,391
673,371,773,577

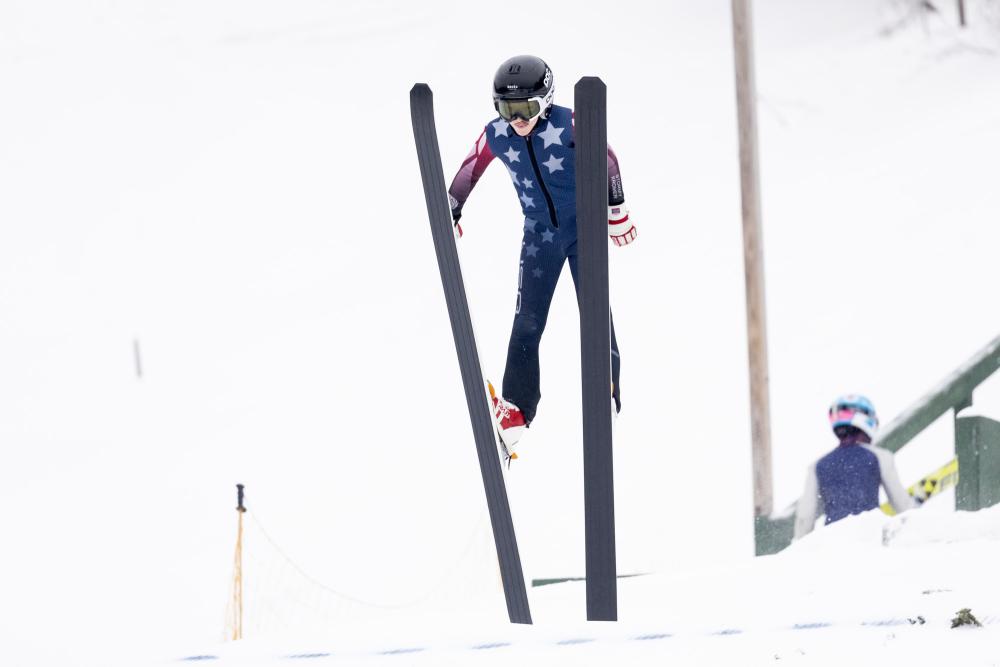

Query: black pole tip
236,484,246,512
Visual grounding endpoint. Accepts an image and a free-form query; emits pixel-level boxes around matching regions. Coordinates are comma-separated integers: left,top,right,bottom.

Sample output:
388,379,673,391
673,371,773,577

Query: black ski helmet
492,55,554,121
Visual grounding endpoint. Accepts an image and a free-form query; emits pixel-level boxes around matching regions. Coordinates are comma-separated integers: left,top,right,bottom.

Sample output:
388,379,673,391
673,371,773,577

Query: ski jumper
793,431,915,538
448,105,625,424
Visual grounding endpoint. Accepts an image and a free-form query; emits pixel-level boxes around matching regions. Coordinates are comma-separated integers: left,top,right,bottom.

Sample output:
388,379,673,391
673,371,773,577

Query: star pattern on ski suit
537,123,564,149
492,119,509,139
519,191,535,208
525,242,539,257
504,147,520,163
522,178,533,189
524,219,537,233
542,155,564,173
506,165,520,186
532,268,543,278
541,229,554,243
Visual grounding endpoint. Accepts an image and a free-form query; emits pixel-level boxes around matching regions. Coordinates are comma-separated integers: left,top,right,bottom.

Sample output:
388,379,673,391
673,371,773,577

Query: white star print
522,178,533,189
542,154,565,174
492,119,509,139
519,192,535,208
504,147,520,163
537,123,564,149
541,230,555,243
506,165,520,186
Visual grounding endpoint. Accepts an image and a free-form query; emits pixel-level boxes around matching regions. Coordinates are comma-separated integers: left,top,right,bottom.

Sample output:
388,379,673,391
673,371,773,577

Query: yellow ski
881,458,958,515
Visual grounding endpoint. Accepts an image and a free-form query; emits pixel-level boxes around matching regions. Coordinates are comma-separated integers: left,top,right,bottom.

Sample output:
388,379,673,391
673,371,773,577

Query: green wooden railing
756,333,1000,556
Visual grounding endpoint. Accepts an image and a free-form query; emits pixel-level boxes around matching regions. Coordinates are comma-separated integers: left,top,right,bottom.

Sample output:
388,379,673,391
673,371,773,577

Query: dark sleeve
607,145,625,206
447,127,496,222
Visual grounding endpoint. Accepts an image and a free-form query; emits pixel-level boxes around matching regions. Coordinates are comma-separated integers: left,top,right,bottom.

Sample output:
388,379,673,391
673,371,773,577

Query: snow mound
882,503,1000,547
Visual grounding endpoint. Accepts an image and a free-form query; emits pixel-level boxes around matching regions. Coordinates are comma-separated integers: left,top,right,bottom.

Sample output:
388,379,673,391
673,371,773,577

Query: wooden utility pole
731,0,774,518
229,484,246,640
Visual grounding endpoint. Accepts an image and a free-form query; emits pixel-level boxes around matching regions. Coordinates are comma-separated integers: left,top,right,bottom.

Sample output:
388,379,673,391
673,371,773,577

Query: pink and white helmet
828,394,879,438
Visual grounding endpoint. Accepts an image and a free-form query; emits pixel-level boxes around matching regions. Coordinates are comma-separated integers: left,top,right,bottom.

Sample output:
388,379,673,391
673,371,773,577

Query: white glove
609,204,636,247
911,482,930,505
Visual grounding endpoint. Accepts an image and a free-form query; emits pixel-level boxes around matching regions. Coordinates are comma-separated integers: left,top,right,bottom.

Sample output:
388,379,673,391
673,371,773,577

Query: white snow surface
1,0,1000,665
169,505,1000,666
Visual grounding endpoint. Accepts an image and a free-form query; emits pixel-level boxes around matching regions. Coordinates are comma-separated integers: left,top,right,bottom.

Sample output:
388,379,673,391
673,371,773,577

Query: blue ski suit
793,431,916,538
448,104,625,423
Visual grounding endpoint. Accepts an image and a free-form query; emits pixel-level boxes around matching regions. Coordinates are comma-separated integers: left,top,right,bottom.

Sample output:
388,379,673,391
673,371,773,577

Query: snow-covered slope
1,1,999,665
171,504,1000,666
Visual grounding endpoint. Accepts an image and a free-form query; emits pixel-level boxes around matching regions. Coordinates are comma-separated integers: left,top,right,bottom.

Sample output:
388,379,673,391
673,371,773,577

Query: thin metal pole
731,0,774,517
958,0,967,27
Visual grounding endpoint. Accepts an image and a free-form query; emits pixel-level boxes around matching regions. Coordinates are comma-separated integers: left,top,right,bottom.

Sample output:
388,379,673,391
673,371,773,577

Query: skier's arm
607,145,625,207
572,109,624,206
447,127,496,227
571,111,633,242
869,445,917,514
607,145,636,246
793,462,822,539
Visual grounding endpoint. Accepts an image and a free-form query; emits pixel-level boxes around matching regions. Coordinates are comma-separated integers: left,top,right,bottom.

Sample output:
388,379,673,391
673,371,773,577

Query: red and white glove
609,204,636,247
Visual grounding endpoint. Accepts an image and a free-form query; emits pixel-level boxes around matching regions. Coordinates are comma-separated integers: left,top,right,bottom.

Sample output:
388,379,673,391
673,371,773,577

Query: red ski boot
488,381,526,461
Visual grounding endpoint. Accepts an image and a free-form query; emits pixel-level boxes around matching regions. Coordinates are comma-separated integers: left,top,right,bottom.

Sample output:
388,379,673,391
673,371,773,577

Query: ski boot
488,381,526,464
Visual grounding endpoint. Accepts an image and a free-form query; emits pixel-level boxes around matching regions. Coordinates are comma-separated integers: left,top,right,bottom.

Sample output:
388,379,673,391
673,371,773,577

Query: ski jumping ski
409,83,532,625
575,76,618,622
882,458,959,515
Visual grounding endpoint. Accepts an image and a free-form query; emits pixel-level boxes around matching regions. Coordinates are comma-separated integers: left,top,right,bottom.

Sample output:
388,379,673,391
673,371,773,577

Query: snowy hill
1,1,999,665
173,503,1000,665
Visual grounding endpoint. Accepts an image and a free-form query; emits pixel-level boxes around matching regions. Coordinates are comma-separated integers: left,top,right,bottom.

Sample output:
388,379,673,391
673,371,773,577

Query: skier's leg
502,218,566,424
567,251,622,413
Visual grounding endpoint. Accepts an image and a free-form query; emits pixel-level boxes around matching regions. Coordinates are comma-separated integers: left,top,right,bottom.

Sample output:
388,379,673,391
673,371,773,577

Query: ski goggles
829,403,873,419
829,407,862,425
495,96,545,122
828,405,877,429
